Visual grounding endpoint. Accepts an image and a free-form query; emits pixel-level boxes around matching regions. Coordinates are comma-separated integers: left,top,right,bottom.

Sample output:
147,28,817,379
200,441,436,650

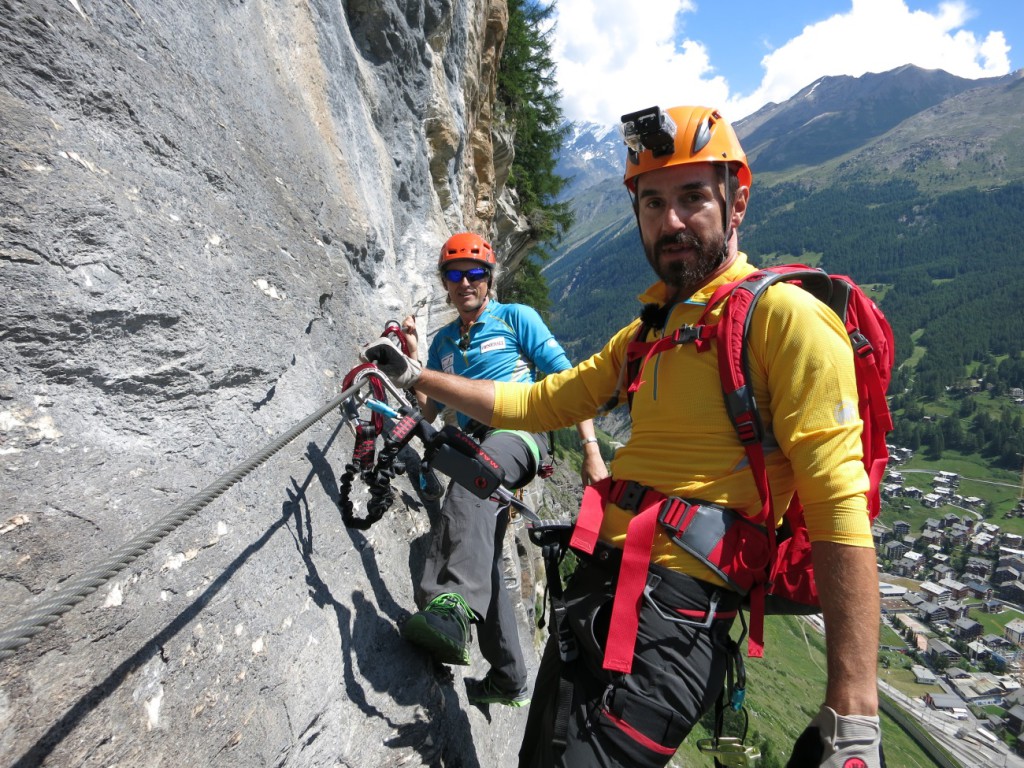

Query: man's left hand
787,705,885,768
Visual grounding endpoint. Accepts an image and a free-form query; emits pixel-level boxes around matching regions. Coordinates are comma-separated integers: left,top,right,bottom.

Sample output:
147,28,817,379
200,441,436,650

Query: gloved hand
786,705,885,768
360,337,422,389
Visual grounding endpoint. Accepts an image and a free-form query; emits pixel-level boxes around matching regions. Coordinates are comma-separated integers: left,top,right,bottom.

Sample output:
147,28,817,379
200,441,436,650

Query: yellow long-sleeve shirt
492,254,873,586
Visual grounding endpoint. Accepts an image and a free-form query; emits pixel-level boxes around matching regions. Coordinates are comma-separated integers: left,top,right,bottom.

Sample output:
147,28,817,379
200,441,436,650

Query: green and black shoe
465,673,531,708
401,592,473,666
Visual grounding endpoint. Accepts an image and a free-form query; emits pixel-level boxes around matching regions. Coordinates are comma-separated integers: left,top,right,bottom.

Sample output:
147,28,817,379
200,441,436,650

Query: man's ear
730,185,750,230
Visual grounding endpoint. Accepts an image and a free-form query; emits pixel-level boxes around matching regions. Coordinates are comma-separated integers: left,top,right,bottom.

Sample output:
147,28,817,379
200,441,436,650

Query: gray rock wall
0,1,552,765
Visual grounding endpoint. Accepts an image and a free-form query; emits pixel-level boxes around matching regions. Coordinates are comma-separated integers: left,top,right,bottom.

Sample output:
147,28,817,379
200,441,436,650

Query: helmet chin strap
720,164,734,242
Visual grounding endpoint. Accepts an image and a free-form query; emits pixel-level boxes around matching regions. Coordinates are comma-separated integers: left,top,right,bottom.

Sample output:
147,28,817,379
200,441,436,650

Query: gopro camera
620,106,677,160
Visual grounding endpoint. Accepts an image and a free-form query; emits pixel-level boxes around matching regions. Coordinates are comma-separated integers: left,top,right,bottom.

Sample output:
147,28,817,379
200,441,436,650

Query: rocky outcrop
0,1,559,765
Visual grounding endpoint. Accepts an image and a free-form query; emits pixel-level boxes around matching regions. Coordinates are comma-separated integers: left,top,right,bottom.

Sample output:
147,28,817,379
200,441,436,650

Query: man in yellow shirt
365,106,883,768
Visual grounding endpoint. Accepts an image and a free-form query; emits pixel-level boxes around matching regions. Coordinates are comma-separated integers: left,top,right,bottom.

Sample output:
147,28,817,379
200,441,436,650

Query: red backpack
624,265,895,657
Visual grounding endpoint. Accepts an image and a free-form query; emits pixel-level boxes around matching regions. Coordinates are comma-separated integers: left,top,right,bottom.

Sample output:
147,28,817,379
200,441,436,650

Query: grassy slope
668,615,941,767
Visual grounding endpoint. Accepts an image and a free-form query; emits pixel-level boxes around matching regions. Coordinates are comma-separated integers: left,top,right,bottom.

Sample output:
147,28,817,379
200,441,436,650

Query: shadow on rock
302,432,482,767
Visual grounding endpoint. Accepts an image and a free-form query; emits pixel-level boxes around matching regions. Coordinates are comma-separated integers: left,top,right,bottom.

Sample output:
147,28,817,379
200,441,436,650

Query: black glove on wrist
360,337,422,389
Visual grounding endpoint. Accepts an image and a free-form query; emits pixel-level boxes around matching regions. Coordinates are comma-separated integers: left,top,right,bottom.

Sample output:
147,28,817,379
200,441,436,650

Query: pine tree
497,1,573,310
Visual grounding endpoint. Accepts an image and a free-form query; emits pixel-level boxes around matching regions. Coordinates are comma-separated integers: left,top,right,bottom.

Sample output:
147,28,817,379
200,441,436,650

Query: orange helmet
621,105,751,192
438,232,497,269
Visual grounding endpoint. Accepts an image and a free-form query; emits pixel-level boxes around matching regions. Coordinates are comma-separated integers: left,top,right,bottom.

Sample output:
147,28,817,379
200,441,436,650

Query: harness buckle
656,497,694,534
611,480,646,512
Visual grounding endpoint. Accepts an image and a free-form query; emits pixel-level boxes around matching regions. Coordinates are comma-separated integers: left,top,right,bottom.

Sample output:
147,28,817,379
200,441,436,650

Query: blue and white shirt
427,299,572,429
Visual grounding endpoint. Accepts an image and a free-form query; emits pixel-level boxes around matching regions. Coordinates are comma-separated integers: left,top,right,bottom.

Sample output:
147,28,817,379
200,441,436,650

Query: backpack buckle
850,327,873,357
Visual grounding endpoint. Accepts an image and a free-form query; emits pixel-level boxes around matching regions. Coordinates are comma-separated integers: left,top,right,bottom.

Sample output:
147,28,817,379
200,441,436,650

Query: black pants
519,555,738,767
417,430,547,690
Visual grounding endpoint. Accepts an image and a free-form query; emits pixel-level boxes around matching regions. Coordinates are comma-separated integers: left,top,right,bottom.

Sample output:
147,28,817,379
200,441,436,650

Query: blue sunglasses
444,267,491,283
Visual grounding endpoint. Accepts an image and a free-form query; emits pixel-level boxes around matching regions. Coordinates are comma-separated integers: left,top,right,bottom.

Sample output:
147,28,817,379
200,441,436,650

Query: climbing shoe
465,673,531,708
401,592,473,666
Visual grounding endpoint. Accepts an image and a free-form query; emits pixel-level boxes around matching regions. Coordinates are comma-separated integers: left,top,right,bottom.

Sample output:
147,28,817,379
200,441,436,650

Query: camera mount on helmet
621,106,677,164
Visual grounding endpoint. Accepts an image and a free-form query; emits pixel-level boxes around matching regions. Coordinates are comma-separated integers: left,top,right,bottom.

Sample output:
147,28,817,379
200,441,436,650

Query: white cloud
729,0,1011,118
552,0,1012,126
552,0,729,125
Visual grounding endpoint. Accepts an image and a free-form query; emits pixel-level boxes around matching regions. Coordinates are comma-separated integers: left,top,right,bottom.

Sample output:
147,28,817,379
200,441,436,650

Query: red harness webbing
572,478,746,673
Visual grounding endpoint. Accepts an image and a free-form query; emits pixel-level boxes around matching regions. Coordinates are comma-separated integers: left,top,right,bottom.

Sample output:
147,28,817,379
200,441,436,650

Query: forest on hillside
744,179,1024,385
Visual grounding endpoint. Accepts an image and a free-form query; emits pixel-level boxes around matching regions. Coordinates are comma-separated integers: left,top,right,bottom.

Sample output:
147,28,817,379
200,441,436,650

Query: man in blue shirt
399,232,607,707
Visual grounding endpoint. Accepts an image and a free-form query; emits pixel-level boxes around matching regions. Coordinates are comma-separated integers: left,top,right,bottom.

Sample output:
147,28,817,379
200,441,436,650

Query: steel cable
0,383,361,660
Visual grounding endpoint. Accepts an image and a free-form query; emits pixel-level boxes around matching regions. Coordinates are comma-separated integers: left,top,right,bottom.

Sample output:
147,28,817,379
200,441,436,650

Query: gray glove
787,705,885,768
360,337,422,389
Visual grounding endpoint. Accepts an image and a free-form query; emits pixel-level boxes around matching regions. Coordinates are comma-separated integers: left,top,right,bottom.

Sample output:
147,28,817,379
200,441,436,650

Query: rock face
0,1,555,765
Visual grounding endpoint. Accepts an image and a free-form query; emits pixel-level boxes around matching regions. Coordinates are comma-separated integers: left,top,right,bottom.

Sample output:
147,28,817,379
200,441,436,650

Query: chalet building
922,493,943,509
931,563,954,580
921,602,952,625
926,638,961,664
894,553,924,578
982,598,1004,613
963,580,993,600
967,640,992,662
964,496,984,508
999,580,1024,605
970,532,998,554
947,524,970,545
1005,618,1024,647
902,534,919,551
1003,535,1024,550
871,523,891,546
1006,704,1024,737
912,665,937,684
884,540,908,561
943,513,961,527
997,547,1024,571
923,517,942,531
892,520,911,537
881,483,902,498
904,593,926,610
954,617,984,641
937,470,960,487
919,581,951,604
938,577,969,600
965,556,994,578
903,486,923,499
994,566,1022,587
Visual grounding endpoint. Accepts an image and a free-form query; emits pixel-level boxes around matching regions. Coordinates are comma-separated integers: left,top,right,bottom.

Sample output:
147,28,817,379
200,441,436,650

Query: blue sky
550,0,1021,125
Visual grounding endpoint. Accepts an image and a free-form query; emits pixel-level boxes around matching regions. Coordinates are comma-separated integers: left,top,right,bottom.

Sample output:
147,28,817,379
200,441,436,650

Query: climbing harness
335,357,549,533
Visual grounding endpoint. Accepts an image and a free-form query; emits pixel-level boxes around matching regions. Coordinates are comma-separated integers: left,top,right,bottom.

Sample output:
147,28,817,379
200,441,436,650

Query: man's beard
648,230,727,295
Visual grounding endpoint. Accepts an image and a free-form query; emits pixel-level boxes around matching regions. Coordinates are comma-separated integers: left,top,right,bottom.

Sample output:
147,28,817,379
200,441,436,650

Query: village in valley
870,439,1024,760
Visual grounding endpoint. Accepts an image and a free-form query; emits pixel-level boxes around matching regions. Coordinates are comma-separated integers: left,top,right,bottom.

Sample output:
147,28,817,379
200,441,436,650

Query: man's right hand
361,337,422,389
